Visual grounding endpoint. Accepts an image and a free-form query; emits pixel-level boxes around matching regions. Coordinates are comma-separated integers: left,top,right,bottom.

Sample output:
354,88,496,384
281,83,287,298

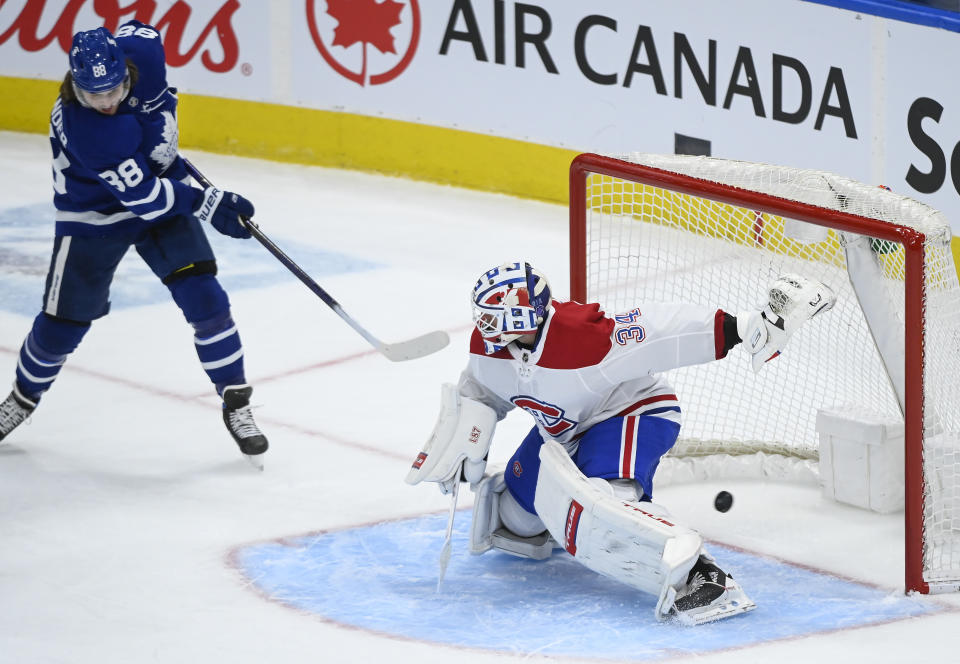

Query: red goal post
569,152,960,595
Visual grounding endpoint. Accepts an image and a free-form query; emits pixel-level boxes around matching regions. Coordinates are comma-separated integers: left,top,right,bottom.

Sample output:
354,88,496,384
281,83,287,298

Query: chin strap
482,337,512,354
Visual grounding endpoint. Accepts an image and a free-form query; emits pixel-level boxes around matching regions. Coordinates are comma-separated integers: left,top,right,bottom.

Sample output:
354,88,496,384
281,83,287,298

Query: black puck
714,490,733,513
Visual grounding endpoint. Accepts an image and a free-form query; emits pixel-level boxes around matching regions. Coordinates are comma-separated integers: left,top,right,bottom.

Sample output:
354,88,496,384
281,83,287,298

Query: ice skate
669,554,756,626
222,384,268,469
0,386,37,443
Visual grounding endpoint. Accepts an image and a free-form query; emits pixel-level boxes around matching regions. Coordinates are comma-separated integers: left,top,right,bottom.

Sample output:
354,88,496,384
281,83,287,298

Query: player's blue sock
15,313,89,402
192,311,245,395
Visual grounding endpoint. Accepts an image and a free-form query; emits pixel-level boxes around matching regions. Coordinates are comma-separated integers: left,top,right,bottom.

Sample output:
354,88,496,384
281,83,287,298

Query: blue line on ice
0,203,380,316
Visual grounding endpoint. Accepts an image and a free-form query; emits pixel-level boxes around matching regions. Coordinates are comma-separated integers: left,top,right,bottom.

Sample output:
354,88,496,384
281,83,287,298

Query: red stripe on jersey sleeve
714,309,726,360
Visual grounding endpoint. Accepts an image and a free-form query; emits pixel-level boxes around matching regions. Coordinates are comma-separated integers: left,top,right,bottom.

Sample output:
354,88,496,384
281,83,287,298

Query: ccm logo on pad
564,500,584,555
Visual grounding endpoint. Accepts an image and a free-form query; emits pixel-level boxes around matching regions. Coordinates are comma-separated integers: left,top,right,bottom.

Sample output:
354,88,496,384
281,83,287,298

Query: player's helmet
471,261,552,354
69,27,127,93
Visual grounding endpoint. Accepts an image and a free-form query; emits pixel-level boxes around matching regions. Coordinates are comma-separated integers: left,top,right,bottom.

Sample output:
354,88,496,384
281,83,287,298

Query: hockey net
569,152,960,594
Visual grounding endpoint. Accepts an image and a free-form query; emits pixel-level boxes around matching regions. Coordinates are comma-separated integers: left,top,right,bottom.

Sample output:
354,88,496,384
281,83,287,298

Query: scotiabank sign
0,0,241,71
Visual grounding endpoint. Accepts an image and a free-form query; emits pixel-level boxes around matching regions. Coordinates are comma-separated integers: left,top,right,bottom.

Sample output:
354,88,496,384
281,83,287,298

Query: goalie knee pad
470,471,555,560
499,487,547,537
534,440,702,618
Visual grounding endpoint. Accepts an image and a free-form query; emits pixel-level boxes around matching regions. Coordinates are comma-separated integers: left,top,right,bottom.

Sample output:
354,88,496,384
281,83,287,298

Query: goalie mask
471,261,552,354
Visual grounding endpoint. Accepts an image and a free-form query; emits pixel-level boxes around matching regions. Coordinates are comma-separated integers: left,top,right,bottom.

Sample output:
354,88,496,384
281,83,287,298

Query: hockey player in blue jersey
0,22,268,466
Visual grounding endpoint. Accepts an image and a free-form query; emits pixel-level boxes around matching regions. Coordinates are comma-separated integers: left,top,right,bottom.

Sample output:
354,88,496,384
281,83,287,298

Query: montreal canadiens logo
511,396,577,437
306,0,421,86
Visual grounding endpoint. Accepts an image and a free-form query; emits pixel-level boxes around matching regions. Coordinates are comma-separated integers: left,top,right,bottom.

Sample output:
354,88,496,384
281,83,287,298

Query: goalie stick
182,158,450,361
436,466,461,592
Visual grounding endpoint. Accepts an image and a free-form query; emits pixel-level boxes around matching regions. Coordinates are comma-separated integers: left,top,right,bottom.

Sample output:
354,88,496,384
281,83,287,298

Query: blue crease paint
233,514,940,660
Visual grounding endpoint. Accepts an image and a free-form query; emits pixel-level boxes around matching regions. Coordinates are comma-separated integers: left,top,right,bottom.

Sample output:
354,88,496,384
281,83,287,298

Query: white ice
1,130,958,663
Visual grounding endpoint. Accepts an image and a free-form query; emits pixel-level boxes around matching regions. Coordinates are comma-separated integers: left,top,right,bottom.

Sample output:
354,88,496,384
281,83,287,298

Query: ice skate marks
231,513,943,660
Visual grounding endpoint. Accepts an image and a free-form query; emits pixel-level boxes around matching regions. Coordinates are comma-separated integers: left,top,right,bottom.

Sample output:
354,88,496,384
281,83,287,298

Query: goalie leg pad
406,383,497,489
533,440,702,608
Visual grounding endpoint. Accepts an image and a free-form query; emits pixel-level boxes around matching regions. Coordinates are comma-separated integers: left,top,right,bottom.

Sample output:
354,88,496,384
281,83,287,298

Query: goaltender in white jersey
407,261,835,625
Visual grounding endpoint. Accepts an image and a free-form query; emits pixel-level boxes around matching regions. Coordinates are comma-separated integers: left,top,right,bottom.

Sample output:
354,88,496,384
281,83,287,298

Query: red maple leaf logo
328,0,404,54
307,0,419,87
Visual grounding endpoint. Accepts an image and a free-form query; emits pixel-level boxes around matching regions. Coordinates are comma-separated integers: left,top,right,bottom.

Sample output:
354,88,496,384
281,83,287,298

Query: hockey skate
667,554,756,626
0,387,37,443
222,384,268,469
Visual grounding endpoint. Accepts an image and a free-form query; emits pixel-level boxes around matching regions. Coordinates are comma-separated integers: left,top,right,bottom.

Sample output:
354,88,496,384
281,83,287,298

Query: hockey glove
737,273,836,372
194,187,254,239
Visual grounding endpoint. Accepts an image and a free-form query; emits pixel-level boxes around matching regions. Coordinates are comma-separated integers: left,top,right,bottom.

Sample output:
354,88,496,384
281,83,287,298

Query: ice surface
233,514,937,659
1,131,958,663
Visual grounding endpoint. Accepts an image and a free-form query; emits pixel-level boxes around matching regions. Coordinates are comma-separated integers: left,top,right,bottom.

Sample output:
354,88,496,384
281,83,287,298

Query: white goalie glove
738,273,836,372
405,383,497,493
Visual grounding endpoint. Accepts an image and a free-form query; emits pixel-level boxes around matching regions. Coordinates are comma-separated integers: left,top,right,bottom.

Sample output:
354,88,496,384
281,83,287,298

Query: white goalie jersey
457,299,731,449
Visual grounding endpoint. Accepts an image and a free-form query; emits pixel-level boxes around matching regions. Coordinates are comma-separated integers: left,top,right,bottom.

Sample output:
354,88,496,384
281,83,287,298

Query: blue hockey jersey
49,20,201,237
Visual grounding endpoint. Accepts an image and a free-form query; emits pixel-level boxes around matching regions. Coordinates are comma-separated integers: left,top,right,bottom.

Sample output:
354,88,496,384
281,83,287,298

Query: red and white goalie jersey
457,300,732,451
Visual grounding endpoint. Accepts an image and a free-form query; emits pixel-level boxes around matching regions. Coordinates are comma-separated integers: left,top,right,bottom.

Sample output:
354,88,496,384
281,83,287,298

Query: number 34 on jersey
614,308,645,345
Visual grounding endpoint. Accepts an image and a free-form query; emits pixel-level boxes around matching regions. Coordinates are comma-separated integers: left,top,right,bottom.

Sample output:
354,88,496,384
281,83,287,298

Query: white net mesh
575,153,960,589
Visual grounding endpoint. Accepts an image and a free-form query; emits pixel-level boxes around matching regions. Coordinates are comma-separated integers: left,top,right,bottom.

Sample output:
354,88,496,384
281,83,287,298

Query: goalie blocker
405,383,497,492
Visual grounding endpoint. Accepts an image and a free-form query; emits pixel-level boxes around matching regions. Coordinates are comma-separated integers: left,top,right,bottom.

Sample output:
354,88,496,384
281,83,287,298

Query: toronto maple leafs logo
149,110,179,172
306,0,421,86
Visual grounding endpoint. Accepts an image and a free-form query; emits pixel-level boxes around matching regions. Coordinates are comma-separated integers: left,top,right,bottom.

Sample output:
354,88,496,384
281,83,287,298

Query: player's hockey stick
182,158,450,362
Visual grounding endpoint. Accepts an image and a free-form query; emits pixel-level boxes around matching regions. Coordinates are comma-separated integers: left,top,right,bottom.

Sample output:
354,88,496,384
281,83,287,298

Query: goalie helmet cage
569,152,960,595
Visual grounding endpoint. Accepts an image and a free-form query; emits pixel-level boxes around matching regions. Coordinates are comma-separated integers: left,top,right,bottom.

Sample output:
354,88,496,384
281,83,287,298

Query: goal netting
569,152,960,593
